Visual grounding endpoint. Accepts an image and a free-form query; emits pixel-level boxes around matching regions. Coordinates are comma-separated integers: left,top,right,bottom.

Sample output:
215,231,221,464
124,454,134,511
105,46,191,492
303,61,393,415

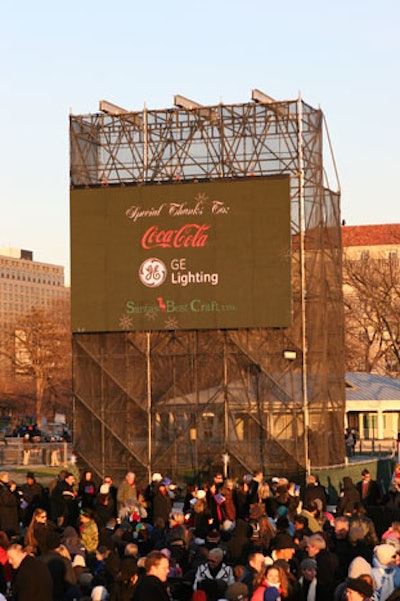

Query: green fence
314,457,394,505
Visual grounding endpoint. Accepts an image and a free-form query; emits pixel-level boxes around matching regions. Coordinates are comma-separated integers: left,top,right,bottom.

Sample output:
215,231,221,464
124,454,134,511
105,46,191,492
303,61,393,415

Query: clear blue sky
1,0,399,283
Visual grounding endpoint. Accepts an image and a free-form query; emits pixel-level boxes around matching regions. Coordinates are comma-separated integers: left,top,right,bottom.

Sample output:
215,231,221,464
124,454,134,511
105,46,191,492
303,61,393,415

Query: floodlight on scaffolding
174,94,219,123
99,99,143,128
251,89,287,117
174,95,203,110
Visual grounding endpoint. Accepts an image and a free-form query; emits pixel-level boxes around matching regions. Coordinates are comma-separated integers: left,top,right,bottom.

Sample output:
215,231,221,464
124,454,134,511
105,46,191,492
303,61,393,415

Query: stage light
251,89,277,104
99,99,143,128
174,95,203,110
174,95,219,123
251,89,287,117
283,350,297,360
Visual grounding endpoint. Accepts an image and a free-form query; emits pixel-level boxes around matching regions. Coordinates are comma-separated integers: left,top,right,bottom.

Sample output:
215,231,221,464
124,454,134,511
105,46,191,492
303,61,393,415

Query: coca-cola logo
141,223,210,249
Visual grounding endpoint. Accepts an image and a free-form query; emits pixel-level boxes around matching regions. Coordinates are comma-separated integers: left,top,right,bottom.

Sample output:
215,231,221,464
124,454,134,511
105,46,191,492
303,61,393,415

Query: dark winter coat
132,574,170,601
0,482,19,535
152,489,172,524
336,478,361,517
12,554,53,601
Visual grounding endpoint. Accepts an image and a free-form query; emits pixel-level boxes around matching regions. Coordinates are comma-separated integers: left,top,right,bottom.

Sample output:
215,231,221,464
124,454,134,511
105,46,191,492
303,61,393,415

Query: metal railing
0,440,72,467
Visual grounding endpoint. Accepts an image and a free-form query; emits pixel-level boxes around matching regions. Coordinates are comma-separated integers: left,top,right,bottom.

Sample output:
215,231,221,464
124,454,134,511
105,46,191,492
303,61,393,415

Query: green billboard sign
71,176,292,332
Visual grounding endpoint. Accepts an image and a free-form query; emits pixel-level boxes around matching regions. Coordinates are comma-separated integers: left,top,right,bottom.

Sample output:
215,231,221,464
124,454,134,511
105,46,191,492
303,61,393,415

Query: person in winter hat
371,544,400,601
298,557,330,601
336,477,361,517
348,557,373,578
251,563,289,601
225,581,249,601
345,577,374,601
334,557,373,601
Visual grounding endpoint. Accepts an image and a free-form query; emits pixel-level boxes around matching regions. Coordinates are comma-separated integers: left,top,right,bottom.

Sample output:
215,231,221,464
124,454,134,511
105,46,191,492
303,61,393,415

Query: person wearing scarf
251,563,289,601
298,558,329,601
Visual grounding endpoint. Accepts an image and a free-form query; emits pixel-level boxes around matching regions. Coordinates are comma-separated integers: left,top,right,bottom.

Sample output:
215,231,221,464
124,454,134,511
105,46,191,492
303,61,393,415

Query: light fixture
174,95,218,123
251,89,287,117
174,95,203,110
251,89,277,104
99,99,143,128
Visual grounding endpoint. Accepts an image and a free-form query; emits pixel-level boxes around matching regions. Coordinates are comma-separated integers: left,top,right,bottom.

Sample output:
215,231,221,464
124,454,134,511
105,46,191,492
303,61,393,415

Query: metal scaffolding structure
70,93,345,484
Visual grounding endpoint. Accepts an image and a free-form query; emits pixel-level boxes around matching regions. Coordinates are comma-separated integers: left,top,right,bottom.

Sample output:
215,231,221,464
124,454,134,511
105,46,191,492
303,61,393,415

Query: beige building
342,223,400,260
0,247,69,329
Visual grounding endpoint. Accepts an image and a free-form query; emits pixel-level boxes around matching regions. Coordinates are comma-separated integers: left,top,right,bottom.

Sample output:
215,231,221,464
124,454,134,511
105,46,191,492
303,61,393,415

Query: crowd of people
0,465,400,601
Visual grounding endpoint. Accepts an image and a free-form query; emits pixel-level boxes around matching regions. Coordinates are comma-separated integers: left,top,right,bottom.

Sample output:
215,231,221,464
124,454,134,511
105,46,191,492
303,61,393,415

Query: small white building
346,372,400,441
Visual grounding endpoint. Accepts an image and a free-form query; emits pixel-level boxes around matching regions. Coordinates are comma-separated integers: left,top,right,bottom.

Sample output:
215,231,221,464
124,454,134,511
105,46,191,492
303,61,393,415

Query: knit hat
221,519,234,532
194,536,206,545
277,505,289,518
225,582,249,601
72,554,86,568
345,577,373,598
264,586,281,601
348,556,372,578
91,586,109,601
374,543,397,566
78,572,93,587
300,558,317,570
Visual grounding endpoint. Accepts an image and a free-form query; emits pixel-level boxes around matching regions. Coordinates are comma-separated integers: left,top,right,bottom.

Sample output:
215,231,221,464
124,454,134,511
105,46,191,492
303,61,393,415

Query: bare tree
343,255,400,375
0,298,72,427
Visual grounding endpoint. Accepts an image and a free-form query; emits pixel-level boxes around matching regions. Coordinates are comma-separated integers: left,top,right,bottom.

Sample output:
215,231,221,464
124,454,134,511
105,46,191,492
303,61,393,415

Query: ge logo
139,258,167,288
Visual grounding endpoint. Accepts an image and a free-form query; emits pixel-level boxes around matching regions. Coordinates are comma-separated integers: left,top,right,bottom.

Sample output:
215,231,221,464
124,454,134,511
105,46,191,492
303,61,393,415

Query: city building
0,247,69,329
0,248,71,425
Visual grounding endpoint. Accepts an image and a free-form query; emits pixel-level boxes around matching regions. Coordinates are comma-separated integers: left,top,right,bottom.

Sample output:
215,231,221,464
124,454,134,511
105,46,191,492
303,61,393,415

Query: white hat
196,490,206,500
348,556,372,578
374,544,397,566
91,585,109,601
72,554,86,567
99,484,110,495
152,472,163,482
221,519,234,532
